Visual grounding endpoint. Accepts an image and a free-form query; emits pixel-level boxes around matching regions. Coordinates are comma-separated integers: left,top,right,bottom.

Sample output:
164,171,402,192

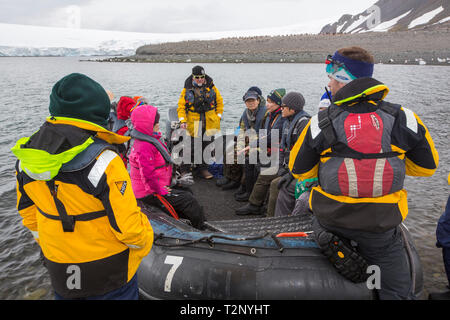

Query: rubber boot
235,203,263,216
221,180,240,190
216,177,230,187
428,289,450,300
313,218,369,283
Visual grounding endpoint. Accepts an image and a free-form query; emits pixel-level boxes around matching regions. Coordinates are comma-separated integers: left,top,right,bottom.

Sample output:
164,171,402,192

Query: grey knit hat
281,92,305,112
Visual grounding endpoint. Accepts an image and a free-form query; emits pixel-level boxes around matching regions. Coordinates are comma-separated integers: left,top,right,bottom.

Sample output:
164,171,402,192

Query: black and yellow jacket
289,78,439,232
12,117,153,298
177,75,224,137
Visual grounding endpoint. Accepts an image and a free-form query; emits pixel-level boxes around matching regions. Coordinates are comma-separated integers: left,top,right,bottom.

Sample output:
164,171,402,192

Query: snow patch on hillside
408,6,444,29
367,10,412,32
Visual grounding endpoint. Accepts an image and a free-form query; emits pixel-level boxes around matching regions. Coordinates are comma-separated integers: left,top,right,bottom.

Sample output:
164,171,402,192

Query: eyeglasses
193,75,205,79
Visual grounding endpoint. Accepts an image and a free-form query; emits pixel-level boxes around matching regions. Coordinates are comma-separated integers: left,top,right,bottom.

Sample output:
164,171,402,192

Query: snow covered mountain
0,21,325,57
320,0,450,34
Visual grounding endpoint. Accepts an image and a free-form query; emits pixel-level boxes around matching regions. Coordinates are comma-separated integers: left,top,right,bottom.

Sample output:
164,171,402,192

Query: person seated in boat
318,91,332,112
113,96,149,136
282,94,331,218
110,96,149,165
177,65,224,180
429,173,450,300
258,91,310,218
129,104,207,230
216,87,267,197
235,88,286,215
289,46,439,299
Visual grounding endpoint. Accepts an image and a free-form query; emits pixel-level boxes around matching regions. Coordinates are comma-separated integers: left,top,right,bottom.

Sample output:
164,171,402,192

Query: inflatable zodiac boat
135,107,423,300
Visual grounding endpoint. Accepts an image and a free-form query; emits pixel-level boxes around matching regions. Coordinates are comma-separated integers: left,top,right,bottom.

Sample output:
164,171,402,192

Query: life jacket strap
318,101,401,160
43,180,107,232
318,105,343,146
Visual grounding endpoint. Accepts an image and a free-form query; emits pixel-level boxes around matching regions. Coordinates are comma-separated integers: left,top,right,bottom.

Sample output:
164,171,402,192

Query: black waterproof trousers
140,188,206,229
315,217,417,300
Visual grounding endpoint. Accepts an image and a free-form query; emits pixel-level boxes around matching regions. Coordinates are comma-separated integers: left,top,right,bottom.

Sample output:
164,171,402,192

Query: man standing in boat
289,46,439,299
177,65,224,179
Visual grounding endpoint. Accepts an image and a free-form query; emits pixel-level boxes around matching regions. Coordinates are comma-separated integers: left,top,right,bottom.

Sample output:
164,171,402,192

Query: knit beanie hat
267,88,286,106
49,73,110,128
281,92,305,112
192,65,205,76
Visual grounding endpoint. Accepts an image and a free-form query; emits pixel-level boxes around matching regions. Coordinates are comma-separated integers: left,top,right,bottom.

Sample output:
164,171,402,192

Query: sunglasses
193,75,205,79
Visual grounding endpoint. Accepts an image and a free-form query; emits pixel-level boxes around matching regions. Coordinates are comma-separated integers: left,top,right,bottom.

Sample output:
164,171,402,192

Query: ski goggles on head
193,75,205,79
325,54,356,84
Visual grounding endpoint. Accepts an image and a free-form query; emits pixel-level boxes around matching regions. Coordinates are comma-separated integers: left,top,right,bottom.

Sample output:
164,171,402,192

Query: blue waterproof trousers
54,274,139,300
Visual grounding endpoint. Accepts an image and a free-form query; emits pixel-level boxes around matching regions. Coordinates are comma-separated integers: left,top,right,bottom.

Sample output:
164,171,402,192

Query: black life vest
240,104,267,133
184,75,217,113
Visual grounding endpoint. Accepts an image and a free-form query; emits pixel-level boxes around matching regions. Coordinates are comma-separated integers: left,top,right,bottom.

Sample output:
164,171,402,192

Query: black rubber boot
221,180,240,190
313,220,369,283
216,177,230,187
234,185,246,196
428,290,450,300
235,192,250,202
235,203,263,216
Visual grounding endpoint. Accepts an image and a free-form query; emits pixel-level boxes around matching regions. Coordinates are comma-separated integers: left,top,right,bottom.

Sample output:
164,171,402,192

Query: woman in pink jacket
129,104,206,229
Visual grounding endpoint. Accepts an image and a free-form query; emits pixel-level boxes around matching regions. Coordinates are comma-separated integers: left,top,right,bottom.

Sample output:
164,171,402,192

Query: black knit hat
282,92,305,112
49,73,110,128
192,65,205,76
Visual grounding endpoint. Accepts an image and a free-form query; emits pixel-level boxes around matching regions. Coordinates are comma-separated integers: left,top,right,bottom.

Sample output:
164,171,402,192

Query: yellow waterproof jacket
289,78,439,232
13,117,153,298
177,75,224,137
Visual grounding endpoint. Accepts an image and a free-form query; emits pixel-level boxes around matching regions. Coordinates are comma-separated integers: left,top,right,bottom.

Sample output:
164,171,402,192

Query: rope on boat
153,231,286,250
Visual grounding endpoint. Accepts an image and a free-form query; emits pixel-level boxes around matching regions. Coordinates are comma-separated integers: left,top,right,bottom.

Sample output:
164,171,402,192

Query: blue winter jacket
437,195,450,248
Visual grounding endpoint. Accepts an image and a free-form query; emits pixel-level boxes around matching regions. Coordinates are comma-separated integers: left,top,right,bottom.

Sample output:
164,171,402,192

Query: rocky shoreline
92,27,450,66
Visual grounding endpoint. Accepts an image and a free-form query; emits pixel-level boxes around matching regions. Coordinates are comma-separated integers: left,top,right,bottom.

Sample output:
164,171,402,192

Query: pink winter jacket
129,105,172,198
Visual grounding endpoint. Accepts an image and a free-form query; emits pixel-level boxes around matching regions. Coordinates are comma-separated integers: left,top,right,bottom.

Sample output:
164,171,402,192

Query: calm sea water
0,57,449,299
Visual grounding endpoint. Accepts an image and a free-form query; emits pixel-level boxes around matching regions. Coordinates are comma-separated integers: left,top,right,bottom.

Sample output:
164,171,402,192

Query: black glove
277,172,293,190
277,167,288,177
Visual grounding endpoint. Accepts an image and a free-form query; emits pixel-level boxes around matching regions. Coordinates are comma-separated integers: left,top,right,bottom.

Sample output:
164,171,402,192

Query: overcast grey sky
0,0,378,33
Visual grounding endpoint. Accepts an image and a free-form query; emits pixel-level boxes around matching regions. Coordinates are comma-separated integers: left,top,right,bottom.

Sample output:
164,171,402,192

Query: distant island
94,24,450,66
